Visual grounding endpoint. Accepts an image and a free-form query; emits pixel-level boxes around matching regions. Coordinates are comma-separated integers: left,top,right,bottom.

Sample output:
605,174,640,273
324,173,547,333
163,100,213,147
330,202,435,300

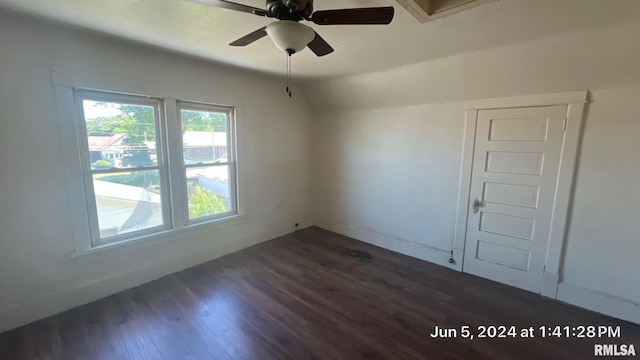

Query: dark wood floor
1,227,638,359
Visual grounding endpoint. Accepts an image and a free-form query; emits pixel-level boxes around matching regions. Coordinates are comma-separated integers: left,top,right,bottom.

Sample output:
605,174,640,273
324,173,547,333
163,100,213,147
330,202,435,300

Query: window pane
186,165,232,220
93,170,164,238
83,100,159,168
181,109,228,164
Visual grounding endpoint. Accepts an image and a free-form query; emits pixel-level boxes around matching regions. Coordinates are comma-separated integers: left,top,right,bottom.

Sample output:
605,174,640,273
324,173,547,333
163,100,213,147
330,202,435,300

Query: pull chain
285,52,292,97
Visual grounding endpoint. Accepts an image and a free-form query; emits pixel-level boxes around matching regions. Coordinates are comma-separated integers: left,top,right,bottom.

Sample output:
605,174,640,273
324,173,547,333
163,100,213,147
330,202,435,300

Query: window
179,102,236,223
74,90,238,246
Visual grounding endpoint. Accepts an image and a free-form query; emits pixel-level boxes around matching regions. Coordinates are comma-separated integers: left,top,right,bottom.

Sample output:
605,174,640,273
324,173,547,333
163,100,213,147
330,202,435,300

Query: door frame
453,91,588,298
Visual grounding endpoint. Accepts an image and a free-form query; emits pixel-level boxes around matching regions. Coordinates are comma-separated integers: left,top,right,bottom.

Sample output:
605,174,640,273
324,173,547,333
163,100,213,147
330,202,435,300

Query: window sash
74,90,171,246
183,163,230,169
90,169,167,245
184,163,236,223
91,165,160,174
176,101,238,224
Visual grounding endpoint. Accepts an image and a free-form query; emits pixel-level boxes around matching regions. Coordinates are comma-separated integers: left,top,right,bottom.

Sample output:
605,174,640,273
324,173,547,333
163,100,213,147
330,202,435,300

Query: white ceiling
0,0,638,80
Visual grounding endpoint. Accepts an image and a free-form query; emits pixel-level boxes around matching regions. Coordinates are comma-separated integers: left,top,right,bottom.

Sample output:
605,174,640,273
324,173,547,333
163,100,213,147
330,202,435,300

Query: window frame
176,101,238,225
72,89,240,248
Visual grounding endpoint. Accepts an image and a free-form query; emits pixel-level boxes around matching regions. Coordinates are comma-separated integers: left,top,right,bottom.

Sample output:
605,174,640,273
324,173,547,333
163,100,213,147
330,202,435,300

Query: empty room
0,0,639,358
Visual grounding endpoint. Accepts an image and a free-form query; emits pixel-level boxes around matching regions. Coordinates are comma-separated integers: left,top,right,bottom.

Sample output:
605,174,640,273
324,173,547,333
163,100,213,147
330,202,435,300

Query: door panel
488,116,550,141
463,106,566,292
485,151,544,175
476,241,531,270
483,182,540,208
479,212,535,240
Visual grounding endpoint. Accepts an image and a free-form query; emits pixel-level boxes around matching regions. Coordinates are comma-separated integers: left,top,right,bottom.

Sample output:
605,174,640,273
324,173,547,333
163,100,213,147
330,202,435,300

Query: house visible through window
75,90,238,246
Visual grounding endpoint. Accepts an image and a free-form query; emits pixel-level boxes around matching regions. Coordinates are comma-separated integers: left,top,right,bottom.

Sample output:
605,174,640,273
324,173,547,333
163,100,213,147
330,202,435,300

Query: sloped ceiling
0,0,638,80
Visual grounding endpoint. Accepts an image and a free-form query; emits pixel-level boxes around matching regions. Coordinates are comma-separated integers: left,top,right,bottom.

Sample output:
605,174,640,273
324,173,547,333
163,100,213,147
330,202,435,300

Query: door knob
472,198,483,214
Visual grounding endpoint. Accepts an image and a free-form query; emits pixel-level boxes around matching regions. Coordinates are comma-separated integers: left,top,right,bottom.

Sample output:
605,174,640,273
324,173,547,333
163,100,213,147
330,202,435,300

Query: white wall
0,12,313,332
313,103,466,267
558,87,640,313
308,20,640,323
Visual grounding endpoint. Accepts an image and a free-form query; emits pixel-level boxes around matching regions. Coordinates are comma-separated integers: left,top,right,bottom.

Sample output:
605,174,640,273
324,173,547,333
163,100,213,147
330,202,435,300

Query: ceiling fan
194,0,395,57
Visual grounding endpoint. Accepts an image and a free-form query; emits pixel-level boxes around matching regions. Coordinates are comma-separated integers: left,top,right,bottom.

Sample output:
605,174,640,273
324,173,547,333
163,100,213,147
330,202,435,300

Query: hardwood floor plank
138,278,232,360
1,227,638,359
100,294,165,359
120,288,197,360
175,273,290,360
73,300,121,360
239,240,477,359
0,324,29,359
56,306,100,360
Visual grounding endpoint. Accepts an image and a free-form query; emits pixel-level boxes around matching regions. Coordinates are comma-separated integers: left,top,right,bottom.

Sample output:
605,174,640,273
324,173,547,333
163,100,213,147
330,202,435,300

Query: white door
463,105,567,293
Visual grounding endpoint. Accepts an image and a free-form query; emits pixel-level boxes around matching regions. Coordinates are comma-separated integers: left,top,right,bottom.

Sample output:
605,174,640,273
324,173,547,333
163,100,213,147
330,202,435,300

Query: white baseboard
541,270,560,298
320,219,461,271
556,282,640,325
0,223,296,333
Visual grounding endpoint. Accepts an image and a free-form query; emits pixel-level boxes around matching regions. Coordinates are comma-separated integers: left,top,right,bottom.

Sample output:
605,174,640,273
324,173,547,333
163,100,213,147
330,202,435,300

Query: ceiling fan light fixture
266,21,315,54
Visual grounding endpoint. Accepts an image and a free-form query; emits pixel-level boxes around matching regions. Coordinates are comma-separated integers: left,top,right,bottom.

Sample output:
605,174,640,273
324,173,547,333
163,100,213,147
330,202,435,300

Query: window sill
69,213,246,260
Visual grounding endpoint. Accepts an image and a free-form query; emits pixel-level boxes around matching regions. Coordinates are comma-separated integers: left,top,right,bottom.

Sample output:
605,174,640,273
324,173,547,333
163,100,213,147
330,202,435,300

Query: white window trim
51,65,246,258
176,101,239,225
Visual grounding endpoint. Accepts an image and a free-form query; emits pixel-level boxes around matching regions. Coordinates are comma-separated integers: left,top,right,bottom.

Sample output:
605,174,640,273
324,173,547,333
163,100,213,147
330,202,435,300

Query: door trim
453,91,588,298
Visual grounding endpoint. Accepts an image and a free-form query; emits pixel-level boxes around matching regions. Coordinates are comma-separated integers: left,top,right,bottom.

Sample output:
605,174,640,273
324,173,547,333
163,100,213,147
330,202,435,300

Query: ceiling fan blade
229,27,268,46
311,7,395,25
307,31,334,57
189,0,272,17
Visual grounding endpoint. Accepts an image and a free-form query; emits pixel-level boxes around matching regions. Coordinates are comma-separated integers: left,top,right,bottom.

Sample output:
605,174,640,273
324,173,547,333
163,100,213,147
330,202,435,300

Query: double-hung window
178,102,237,223
74,90,238,247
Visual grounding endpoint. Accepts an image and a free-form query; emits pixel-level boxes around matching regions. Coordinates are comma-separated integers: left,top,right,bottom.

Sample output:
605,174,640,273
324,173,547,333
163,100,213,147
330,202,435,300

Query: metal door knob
472,199,483,213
